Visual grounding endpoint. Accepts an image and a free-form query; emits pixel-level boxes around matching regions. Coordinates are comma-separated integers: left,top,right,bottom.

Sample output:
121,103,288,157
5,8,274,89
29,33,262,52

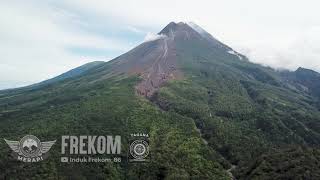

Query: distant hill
37,61,105,86
281,67,320,99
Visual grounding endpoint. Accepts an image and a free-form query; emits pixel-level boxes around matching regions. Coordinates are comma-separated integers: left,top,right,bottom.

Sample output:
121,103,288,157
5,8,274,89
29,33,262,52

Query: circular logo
19,135,41,157
130,140,149,160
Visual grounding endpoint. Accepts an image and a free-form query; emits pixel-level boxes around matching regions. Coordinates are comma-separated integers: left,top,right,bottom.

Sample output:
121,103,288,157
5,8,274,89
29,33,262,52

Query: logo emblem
4,135,56,162
128,133,150,162
130,139,149,160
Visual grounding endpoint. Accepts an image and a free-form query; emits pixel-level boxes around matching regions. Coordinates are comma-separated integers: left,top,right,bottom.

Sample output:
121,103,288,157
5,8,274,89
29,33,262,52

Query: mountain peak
296,67,320,76
158,21,234,53
111,21,247,96
157,21,207,43
158,21,191,35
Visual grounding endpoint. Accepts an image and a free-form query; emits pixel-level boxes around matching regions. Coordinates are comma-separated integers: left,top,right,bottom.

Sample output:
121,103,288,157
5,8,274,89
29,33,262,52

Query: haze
1,0,319,89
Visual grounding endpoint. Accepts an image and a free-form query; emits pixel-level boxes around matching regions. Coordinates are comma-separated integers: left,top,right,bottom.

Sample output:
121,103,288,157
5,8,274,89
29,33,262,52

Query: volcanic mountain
0,22,320,179
105,22,245,97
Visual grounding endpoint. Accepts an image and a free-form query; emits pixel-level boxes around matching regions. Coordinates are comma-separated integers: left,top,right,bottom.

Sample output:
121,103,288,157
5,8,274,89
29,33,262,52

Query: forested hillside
0,22,319,179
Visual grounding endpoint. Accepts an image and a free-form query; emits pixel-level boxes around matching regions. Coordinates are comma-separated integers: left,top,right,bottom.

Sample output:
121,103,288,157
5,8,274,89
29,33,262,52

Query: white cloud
0,0,132,89
143,33,166,42
1,0,320,89
58,0,320,71
127,26,145,34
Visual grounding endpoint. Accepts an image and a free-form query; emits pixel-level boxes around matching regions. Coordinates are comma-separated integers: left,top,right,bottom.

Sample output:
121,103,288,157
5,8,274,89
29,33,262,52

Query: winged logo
4,135,56,162
40,140,56,155
4,139,22,155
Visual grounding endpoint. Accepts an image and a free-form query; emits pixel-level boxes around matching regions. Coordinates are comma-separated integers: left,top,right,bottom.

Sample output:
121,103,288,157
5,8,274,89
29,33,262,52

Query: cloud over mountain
1,0,320,89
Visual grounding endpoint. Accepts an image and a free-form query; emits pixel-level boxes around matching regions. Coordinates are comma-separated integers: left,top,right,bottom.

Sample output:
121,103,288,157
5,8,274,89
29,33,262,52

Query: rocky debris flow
135,37,181,97
135,22,207,97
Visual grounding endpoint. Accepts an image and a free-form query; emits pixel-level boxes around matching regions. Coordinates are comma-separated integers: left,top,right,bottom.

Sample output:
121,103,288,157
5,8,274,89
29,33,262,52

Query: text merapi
61,135,121,154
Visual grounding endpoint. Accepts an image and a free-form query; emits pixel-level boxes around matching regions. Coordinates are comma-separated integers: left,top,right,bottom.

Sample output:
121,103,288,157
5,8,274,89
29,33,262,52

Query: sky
1,0,320,90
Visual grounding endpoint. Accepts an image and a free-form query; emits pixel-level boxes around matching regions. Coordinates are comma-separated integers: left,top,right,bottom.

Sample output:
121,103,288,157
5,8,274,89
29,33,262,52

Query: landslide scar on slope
135,38,182,97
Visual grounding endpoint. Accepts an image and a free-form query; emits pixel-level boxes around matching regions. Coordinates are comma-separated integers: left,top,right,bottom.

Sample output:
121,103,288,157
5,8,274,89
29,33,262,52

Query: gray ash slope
109,22,248,97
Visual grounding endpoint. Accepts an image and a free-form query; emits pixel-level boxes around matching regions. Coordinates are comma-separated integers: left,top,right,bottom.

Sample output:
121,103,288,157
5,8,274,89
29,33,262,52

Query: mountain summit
109,22,246,96
159,22,201,39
